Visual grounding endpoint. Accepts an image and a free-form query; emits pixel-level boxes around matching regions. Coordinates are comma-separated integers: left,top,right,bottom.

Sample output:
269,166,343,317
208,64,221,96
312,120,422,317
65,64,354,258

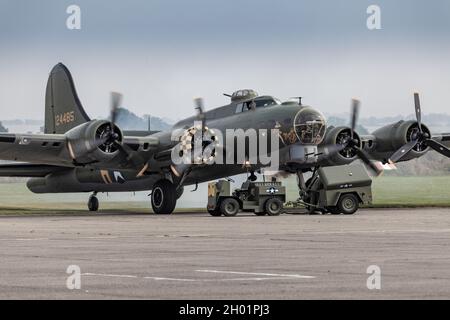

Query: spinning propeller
194,97,205,126
93,92,145,166
93,92,122,149
171,97,214,178
327,99,383,176
349,99,382,176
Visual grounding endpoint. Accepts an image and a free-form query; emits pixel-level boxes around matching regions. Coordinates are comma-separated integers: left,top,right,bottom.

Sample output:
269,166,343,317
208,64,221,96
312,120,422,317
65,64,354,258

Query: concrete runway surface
0,208,449,299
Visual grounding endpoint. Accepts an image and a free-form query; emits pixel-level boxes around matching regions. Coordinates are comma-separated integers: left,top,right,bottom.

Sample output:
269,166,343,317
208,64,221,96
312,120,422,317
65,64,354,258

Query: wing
0,163,69,177
0,132,161,170
0,133,72,166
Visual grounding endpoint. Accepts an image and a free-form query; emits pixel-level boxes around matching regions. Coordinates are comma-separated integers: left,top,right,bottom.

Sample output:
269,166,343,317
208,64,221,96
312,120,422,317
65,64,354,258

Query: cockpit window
293,108,326,145
254,99,278,108
238,99,278,112
235,103,244,113
235,97,280,114
245,100,256,111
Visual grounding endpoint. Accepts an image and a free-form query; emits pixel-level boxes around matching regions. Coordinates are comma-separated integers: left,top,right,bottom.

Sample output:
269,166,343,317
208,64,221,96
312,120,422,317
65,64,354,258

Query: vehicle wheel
208,209,222,217
337,194,359,215
176,187,184,200
151,180,177,214
88,195,99,212
265,198,283,216
328,207,341,215
220,198,240,217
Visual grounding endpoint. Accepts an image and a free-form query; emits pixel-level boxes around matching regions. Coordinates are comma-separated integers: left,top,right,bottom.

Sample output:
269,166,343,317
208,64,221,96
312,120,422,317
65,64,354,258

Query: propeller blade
425,139,450,158
112,141,146,167
194,97,206,133
265,170,294,180
414,93,422,133
171,144,206,178
355,148,382,176
388,139,418,163
317,144,345,160
92,136,109,149
350,99,360,139
194,97,204,115
110,91,123,125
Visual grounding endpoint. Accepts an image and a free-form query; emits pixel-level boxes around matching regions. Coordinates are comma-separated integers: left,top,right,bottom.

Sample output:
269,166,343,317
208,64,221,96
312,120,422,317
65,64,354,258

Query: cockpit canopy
294,107,327,145
235,95,281,113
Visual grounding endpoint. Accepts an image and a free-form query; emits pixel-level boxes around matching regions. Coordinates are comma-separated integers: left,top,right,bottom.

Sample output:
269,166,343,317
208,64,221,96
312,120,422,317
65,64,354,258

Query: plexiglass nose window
294,108,326,145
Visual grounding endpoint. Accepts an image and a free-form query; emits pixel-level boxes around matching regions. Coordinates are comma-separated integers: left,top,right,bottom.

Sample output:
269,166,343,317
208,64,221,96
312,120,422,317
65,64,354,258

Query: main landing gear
86,180,179,214
88,192,99,212
151,179,177,214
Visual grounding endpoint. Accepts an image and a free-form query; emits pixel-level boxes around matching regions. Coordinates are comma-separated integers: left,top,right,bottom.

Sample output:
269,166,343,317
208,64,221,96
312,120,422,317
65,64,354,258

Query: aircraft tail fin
45,63,91,134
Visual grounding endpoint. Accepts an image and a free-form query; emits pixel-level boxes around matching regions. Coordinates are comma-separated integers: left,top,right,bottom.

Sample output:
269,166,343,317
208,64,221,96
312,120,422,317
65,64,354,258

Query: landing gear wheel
176,187,184,200
265,198,283,216
220,198,240,217
151,180,177,214
337,194,359,215
88,194,99,212
208,209,222,217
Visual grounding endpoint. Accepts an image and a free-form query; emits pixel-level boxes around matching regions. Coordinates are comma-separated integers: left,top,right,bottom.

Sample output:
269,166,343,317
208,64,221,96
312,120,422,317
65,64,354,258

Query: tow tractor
207,180,286,217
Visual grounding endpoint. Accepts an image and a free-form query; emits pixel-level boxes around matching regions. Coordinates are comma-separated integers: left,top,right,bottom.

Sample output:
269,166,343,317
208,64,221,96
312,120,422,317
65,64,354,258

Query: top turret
230,89,258,103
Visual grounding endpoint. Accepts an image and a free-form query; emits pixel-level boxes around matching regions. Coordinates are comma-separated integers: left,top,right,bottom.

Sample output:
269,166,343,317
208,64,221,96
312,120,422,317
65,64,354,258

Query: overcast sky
1,0,450,121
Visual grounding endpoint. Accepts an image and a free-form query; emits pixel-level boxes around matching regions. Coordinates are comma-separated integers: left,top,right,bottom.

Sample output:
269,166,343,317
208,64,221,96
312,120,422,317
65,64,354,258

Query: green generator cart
303,164,373,215
207,180,286,217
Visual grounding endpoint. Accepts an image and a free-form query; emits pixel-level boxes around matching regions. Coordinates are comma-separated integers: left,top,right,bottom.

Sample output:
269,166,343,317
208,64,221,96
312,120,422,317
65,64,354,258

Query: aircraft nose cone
293,107,327,145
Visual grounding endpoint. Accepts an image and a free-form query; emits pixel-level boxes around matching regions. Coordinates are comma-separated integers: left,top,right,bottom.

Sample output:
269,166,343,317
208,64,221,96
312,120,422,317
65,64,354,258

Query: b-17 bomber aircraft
0,63,450,214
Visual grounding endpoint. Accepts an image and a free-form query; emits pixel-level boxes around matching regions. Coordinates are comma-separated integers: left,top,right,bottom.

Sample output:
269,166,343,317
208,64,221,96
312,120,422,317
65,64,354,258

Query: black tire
337,194,359,215
151,180,177,214
220,198,240,217
265,198,283,216
176,187,184,200
328,207,342,215
208,209,222,217
88,196,99,212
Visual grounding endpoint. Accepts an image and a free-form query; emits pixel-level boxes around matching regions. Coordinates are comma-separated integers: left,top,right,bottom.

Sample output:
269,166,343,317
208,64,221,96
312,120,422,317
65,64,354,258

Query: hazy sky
1,0,450,121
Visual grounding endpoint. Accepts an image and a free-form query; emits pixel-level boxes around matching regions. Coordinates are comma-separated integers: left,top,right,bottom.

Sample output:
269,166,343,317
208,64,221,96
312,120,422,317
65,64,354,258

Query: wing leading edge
0,163,68,177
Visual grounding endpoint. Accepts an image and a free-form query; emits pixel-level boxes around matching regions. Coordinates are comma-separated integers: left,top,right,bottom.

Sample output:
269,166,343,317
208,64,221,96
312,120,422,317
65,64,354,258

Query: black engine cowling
319,126,362,166
65,120,123,164
371,120,430,162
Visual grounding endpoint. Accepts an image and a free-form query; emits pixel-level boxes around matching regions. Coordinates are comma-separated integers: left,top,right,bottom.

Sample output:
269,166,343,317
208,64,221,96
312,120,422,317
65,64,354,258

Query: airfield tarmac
0,208,449,299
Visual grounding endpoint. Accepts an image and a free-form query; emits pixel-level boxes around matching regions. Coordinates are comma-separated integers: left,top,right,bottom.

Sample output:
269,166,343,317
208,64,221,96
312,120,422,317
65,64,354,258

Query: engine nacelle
65,120,123,164
319,126,362,166
371,120,430,162
27,170,84,193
